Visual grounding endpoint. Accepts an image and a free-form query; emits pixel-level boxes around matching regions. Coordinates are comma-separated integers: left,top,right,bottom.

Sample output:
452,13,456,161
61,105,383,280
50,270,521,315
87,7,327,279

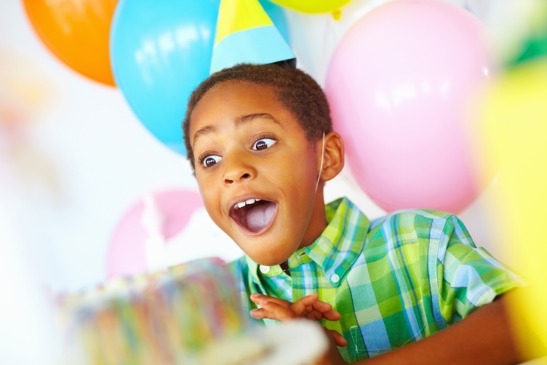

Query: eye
201,155,222,168
252,137,276,151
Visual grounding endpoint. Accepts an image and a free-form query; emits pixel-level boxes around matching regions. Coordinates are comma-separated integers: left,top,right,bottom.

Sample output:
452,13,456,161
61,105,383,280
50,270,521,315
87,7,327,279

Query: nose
222,155,255,185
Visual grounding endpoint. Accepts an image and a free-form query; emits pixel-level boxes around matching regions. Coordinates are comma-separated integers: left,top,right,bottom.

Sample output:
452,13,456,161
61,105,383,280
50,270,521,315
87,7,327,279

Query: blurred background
0,0,515,294
1,0,545,363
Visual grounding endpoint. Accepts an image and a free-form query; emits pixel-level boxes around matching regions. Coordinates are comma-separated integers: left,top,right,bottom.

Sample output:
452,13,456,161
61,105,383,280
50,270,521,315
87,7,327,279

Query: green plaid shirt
229,197,521,363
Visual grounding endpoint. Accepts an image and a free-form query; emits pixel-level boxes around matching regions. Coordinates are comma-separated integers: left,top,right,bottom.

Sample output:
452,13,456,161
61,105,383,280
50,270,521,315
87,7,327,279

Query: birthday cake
57,257,328,365
57,257,250,364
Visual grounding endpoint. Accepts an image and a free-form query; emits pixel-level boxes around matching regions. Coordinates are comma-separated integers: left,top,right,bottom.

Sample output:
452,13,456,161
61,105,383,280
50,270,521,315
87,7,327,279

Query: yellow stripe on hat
215,0,274,45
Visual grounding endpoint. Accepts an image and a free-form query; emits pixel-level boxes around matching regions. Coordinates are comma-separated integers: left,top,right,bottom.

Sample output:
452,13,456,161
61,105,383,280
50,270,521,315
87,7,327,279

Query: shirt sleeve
434,214,523,324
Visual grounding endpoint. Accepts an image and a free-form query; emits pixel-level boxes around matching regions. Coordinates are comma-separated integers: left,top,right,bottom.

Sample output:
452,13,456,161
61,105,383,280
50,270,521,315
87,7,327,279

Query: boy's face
189,81,327,266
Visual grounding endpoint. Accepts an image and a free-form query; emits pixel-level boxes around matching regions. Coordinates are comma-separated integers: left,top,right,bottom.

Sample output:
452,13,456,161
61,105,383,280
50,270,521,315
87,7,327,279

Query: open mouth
229,198,277,234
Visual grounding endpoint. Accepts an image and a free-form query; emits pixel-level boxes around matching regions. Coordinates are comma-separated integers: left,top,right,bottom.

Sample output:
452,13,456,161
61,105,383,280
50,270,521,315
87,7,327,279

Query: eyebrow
192,113,280,146
239,113,280,125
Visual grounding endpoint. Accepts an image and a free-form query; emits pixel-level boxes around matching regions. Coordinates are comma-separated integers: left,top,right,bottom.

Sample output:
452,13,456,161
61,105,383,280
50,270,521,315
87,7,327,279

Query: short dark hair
182,63,332,170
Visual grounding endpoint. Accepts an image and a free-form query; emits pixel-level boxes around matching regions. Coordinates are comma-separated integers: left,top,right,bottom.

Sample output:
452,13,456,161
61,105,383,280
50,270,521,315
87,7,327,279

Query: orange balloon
22,0,118,86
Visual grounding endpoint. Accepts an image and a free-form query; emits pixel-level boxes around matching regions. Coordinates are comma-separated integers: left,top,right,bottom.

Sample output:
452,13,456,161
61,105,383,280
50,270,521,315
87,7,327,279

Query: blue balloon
111,0,220,156
111,0,290,156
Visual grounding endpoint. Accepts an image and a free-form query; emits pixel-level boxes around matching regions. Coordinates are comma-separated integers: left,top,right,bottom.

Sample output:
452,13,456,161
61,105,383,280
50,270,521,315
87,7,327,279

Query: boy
182,63,525,364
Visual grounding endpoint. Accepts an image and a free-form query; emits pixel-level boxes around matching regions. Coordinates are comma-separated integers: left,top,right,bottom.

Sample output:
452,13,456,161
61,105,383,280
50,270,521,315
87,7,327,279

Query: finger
291,293,319,315
300,308,324,321
311,301,342,321
329,330,348,347
250,301,298,321
321,310,342,322
311,310,325,321
305,310,340,321
250,293,291,309
312,300,333,313
249,307,268,320
304,305,326,320
316,329,347,365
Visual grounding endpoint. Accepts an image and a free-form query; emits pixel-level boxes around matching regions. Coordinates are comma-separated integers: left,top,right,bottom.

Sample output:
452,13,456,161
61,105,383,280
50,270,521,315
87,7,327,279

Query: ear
317,131,345,182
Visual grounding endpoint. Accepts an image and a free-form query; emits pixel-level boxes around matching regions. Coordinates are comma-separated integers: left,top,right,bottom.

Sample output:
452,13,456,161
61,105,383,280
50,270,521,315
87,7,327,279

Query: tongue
246,202,276,232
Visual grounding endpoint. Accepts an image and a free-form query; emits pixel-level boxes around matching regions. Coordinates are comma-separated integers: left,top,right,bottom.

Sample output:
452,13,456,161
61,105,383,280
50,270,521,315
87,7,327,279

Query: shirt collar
246,197,370,286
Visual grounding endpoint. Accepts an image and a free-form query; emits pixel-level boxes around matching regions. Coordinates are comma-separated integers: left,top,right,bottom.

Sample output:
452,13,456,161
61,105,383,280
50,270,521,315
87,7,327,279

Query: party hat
210,0,295,74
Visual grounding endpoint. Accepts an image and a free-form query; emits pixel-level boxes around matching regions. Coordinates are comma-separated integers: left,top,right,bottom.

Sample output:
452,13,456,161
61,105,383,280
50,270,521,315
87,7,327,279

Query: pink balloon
325,0,494,213
106,189,203,278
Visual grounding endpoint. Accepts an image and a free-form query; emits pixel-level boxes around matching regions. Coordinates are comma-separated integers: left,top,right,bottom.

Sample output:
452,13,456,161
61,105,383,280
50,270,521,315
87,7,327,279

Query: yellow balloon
269,0,351,13
478,59,547,358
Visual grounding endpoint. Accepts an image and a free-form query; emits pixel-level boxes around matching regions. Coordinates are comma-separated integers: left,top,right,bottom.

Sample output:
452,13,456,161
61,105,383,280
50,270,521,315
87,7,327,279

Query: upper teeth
234,198,261,210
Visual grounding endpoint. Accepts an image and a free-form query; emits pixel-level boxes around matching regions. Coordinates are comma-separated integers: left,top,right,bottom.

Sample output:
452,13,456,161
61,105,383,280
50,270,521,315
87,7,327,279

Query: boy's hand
314,328,349,365
249,293,347,347
250,293,340,321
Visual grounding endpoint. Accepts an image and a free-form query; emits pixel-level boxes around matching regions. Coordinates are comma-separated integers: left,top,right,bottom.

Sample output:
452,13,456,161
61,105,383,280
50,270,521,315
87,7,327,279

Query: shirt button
331,274,340,283
260,265,271,274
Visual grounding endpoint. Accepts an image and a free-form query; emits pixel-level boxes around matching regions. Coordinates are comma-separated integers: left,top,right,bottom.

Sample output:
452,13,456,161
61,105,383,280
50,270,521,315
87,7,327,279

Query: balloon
110,0,219,155
325,0,494,213
106,189,203,278
478,59,547,357
268,0,351,14
110,0,290,155
22,0,117,86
